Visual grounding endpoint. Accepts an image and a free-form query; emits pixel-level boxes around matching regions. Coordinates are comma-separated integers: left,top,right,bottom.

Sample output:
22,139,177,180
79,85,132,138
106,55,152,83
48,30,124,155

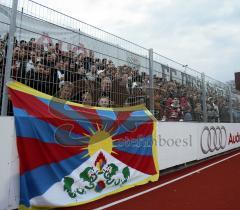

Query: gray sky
33,0,240,82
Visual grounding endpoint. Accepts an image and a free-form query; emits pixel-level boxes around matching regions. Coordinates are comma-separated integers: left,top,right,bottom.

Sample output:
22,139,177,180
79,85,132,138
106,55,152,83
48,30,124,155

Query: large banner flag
7,81,159,209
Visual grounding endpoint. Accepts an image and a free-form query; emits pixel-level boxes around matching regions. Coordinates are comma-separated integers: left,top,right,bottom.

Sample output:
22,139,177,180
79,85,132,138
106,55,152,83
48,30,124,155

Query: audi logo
200,126,227,154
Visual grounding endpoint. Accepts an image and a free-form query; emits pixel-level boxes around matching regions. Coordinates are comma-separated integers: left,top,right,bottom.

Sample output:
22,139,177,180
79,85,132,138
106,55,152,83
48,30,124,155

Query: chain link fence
0,0,237,122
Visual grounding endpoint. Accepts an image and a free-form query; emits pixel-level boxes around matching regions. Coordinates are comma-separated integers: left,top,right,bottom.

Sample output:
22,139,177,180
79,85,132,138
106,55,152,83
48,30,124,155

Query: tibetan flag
7,81,159,209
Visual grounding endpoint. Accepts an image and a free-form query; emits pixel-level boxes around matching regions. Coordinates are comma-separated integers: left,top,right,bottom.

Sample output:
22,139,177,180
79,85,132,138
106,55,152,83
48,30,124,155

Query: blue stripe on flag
14,108,88,144
113,135,153,156
96,109,117,130
38,97,96,134
112,110,150,136
20,150,89,207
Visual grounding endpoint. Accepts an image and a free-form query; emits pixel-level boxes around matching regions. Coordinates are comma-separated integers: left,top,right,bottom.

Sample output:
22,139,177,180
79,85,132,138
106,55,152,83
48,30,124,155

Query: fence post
148,48,154,114
1,0,18,116
201,72,207,122
228,85,233,123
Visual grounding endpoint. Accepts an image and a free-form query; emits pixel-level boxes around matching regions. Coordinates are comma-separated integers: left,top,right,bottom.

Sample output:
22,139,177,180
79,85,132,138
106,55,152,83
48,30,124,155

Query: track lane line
94,152,240,210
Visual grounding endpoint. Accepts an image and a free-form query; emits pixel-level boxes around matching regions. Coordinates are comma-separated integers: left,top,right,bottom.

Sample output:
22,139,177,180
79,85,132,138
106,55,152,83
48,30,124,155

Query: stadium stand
0,33,233,122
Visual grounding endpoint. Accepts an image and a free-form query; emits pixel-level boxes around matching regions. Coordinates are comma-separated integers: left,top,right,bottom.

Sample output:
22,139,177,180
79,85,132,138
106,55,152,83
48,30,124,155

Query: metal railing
0,0,237,122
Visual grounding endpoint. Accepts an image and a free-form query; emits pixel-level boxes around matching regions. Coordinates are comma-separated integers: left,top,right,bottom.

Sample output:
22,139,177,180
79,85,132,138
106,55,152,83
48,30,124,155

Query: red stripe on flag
69,105,102,130
17,137,87,175
107,111,131,133
9,88,90,135
111,148,157,175
112,122,153,141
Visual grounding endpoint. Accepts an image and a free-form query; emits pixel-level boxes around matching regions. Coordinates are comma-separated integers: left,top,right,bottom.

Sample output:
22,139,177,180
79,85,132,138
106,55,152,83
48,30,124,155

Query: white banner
197,123,240,160
157,122,198,170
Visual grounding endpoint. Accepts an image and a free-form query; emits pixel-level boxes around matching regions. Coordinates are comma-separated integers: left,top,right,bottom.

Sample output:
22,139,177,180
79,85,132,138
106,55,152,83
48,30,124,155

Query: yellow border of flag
7,81,159,210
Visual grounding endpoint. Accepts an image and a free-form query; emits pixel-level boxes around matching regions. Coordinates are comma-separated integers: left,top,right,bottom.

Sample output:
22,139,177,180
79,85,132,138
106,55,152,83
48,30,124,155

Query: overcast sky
32,0,240,82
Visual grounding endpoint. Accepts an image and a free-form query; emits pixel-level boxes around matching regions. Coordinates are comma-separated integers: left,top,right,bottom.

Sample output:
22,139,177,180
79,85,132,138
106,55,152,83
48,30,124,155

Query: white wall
1,118,240,209
157,123,198,170
158,122,240,170
0,117,19,210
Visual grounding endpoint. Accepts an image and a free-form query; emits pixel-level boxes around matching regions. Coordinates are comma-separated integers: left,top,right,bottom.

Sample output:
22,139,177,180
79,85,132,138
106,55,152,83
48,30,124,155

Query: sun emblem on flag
87,129,114,156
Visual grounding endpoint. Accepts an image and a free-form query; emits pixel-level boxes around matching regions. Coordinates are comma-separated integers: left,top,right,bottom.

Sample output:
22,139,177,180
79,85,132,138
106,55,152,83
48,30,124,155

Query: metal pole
1,0,18,116
19,7,23,41
228,85,233,123
148,48,154,114
201,73,207,122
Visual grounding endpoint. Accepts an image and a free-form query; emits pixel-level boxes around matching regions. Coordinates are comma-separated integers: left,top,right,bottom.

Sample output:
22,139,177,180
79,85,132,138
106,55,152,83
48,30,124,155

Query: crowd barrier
1,118,240,210
1,1,240,122
158,122,240,169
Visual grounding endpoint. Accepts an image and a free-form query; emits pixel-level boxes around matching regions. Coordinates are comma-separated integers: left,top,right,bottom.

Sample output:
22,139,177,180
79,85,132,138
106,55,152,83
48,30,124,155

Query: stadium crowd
0,34,231,122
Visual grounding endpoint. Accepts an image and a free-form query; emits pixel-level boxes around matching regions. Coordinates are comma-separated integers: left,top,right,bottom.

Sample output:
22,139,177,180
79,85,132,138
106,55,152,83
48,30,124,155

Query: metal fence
0,0,238,122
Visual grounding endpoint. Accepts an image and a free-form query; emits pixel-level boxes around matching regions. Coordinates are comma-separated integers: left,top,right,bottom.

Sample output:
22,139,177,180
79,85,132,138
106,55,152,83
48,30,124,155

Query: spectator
81,91,93,106
194,103,202,121
26,51,37,73
59,81,73,100
1,33,235,123
101,76,112,95
86,65,98,81
98,96,112,107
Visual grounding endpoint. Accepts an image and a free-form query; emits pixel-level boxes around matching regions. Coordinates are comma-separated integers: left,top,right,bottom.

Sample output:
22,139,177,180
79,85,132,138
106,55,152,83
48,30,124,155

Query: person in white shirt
26,51,37,73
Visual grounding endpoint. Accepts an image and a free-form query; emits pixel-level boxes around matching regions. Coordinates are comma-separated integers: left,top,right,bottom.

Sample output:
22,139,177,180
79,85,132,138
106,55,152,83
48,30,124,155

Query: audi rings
200,126,227,154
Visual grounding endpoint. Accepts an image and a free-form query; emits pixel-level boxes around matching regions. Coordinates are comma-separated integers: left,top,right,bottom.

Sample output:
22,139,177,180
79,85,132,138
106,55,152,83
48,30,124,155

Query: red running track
60,150,240,210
